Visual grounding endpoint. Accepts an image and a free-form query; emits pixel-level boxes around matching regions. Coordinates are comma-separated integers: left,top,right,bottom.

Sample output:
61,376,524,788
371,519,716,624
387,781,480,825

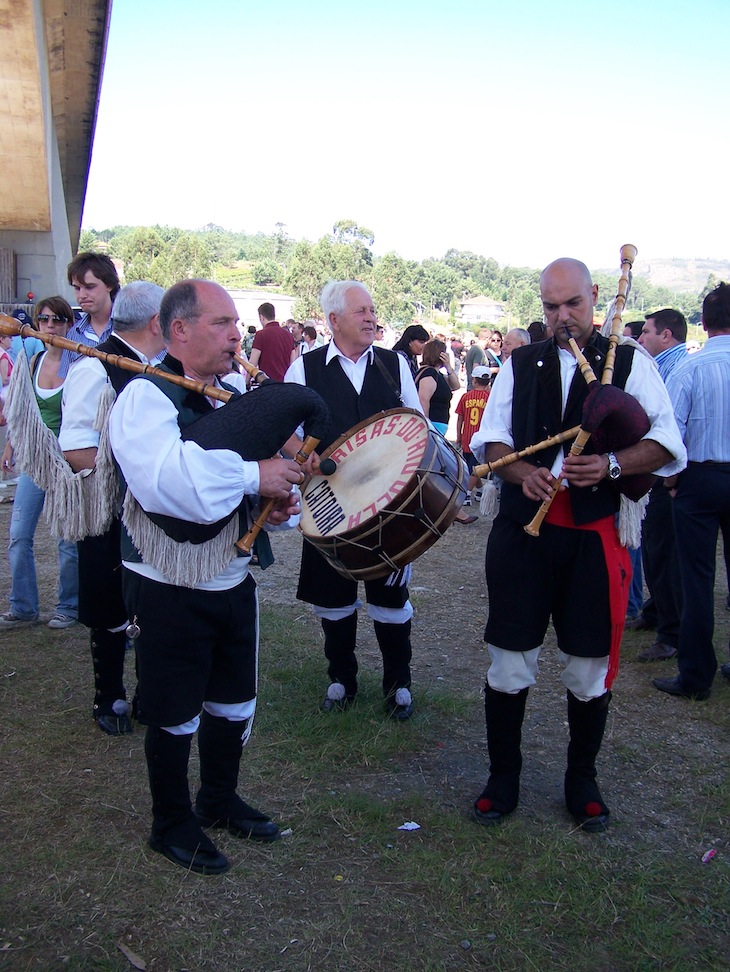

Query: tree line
79,221,712,331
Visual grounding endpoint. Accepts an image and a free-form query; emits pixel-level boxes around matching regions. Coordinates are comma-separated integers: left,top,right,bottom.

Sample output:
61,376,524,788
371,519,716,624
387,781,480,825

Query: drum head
301,409,431,538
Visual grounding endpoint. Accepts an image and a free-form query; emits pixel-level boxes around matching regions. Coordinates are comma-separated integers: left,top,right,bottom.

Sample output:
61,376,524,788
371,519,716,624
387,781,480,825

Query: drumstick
234,434,321,555
471,425,581,479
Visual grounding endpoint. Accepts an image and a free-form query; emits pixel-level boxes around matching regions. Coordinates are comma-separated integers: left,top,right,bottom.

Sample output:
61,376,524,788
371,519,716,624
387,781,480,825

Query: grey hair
159,279,204,341
319,280,371,320
111,281,165,333
507,327,531,346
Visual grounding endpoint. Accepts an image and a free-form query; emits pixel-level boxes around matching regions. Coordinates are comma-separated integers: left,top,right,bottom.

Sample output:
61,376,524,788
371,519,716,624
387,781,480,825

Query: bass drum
300,408,468,581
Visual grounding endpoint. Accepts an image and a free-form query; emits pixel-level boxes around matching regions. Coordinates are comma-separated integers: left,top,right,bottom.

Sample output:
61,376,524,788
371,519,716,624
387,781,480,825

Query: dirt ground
1,472,730,970
4,470,727,843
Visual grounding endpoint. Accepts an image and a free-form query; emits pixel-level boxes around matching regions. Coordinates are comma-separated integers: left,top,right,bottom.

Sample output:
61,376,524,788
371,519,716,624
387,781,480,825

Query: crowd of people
1,252,728,875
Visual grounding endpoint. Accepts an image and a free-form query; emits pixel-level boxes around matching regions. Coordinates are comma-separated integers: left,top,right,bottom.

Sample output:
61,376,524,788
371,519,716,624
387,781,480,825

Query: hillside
622,256,730,293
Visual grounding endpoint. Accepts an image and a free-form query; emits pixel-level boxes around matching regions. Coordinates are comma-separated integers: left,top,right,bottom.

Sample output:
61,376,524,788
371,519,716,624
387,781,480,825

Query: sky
82,0,730,273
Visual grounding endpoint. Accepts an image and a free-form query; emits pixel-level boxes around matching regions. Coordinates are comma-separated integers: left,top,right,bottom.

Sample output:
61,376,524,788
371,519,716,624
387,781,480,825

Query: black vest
302,346,403,451
119,356,247,560
96,334,144,393
501,332,635,526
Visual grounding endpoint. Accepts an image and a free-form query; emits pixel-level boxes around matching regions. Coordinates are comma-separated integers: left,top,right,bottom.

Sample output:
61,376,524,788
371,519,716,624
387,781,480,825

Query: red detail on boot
476,798,493,813
584,802,603,818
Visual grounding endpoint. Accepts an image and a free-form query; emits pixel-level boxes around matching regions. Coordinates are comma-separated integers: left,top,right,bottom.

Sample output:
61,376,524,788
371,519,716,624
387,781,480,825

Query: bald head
540,258,593,292
540,258,598,349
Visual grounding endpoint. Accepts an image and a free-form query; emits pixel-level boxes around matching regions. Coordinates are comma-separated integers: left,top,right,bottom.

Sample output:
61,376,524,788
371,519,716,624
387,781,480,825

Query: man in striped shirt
58,253,119,379
653,283,730,700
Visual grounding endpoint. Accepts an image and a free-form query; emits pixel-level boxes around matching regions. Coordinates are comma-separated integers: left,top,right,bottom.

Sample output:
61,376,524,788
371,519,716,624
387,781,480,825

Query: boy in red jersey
455,366,491,504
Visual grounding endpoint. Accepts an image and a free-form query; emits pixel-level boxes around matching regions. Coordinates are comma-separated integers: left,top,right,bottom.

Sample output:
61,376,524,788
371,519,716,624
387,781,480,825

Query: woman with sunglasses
484,330,504,378
0,297,79,631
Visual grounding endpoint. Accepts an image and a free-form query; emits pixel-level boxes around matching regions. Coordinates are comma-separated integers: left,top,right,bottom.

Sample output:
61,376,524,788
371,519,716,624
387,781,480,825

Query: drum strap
372,352,406,406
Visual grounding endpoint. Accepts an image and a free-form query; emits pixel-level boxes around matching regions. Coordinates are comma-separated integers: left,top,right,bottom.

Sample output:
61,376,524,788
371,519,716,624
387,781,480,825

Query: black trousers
673,463,730,692
641,485,682,648
77,519,127,629
123,569,258,727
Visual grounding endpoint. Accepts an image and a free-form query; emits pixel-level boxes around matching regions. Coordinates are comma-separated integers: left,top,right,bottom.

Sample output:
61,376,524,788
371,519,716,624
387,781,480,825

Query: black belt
688,460,730,470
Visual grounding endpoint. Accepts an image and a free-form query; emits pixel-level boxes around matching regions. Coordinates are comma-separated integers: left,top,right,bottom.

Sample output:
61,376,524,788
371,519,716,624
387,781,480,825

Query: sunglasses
36,315,69,323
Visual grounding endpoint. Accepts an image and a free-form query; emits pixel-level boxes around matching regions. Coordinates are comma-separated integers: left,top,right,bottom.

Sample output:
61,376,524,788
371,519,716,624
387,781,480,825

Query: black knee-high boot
145,726,228,874
565,690,611,832
90,628,131,734
373,619,412,699
322,613,359,698
473,684,528,825
194,710,279,842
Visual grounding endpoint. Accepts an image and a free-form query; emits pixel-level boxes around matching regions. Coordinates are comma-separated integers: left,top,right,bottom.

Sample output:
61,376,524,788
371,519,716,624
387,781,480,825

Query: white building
459,295,506,325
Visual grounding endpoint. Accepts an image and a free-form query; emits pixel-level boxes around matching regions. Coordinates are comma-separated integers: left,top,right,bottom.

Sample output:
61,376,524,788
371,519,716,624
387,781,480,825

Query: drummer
469,257,686,832
285,280,423,721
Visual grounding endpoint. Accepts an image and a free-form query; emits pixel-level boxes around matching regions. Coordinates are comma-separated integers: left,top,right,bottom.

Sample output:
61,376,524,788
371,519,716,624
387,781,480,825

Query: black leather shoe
149,836,230,875
385,699,414,721
652,676,710,701
320,694,354,712
385,688,414,721
721,663,730,681
320,684,355,712
195,802,280,843
473,791,512,827
96,712,133,735
571,806,610,833
637,641,677,662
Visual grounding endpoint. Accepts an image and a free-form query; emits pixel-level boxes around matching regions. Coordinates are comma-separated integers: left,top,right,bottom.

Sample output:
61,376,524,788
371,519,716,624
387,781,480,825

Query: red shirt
455,388,490,453
251,321,295,383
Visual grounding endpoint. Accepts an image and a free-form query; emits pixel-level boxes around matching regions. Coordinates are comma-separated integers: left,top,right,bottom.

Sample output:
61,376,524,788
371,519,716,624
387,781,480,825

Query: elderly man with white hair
285,280,423,721
501,328,531,359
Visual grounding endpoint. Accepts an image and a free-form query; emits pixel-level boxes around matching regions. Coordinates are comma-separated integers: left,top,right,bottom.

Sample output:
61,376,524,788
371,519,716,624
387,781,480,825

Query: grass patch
1,597,729,971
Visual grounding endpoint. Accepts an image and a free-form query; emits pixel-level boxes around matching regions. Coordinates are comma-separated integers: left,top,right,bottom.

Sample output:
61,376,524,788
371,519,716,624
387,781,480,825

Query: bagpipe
0,317,331,554
471,245,655,537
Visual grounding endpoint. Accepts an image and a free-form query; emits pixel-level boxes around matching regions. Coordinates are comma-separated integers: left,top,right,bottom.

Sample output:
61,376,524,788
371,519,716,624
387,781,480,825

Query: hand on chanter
521,465,563,503
258,457,305,499
561,453,607,488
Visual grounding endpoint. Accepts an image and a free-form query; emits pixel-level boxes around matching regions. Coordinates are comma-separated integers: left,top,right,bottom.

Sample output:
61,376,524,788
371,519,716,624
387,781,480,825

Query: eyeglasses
36,315,69,324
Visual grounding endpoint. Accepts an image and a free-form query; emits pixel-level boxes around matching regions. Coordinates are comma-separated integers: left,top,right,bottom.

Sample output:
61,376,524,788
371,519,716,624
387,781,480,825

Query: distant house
459,295,506,325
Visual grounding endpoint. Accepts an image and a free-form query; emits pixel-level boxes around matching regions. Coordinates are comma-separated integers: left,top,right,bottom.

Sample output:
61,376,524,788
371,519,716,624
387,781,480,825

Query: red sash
545,490,630,689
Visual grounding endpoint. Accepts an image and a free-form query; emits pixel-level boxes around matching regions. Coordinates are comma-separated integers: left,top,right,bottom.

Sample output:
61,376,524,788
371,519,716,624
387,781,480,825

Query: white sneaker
48,614,78,629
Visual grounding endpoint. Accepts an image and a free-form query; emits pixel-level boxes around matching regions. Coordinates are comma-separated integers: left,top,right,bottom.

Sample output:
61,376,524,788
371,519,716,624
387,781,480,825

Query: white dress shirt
285,341,423,414
470,344,687,479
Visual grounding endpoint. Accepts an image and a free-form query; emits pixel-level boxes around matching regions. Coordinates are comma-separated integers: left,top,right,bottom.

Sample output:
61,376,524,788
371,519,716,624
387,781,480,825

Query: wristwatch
606,452,622,481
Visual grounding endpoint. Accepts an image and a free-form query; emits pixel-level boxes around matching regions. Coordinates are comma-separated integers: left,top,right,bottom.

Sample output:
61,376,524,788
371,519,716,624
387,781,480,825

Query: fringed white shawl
122,490,242,589
5,349,120,541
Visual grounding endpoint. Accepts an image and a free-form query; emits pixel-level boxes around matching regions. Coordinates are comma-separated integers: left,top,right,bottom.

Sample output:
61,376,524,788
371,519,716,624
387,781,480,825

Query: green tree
78,229,99,251
119,227,167,283
253,259,283,286
371,252,416,324
332,219,375,247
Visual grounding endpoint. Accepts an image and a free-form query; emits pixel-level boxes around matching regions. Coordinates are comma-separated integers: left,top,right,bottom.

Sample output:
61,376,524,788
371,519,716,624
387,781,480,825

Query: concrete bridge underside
0,0,110,306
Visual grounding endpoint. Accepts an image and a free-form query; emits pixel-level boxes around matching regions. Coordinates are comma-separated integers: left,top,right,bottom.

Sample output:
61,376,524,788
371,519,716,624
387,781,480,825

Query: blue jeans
627,545,644,618
7,473,79,619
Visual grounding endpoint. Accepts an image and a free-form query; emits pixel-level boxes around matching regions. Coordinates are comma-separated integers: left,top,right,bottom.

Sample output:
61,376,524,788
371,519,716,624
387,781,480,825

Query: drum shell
301,409,468,581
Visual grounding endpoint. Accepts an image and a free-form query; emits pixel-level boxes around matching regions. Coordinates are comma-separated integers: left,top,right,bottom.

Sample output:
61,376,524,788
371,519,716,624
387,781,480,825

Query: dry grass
1,496,729,971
